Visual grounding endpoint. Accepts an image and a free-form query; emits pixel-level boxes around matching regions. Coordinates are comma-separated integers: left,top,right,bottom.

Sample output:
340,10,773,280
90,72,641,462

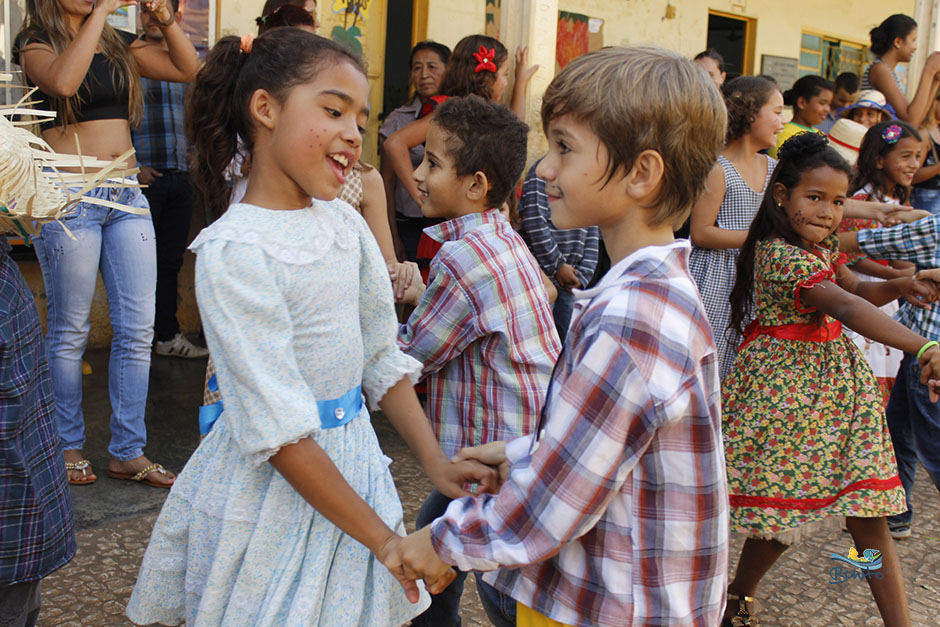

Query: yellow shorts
516,602,574,627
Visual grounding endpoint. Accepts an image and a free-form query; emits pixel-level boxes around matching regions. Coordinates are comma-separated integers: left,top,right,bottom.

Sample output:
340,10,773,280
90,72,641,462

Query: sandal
65,459,96,486
722,593,760,627
108,463,174,489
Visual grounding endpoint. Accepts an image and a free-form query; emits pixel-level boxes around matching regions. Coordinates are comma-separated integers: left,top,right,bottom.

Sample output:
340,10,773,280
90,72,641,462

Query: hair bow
240,34,255,55
882,124,902,144
473,46,497,73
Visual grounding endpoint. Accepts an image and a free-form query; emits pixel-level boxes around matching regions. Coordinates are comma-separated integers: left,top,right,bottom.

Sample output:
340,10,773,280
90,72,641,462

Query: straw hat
840,89,895,117
828,118,867,166
0,75,143,239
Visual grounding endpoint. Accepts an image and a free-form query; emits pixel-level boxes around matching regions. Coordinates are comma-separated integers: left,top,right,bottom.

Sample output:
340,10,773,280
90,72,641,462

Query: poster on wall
107,5,137,34
556,11,603,72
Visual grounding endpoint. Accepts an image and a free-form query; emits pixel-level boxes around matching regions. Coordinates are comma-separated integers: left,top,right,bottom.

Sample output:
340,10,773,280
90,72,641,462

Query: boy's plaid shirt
430,241,729,627
858,215,940,340
397,209,561,459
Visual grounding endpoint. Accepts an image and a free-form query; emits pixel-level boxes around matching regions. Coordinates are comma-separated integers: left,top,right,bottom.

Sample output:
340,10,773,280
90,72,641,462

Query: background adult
15,0,199,487
863,13,940,126
133,0,208,359
379,40,450,262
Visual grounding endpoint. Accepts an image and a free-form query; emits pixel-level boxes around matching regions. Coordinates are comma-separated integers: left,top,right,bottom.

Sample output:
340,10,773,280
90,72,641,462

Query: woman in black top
16,0,199,488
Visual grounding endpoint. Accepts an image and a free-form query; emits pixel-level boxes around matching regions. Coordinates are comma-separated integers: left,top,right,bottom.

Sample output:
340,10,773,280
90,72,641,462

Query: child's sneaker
154,333,209,358
888,523,912,539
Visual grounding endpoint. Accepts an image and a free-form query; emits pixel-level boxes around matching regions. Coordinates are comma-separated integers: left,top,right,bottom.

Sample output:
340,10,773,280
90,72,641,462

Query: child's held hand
389,261,418,301
374,534,422,603
916,268,940,284
898,277,939,309
396,527,458,595
916,345,940,399
452,441,509,489
880,206,930,226
555,263,580,290
429,457,499,498
397,265,426,306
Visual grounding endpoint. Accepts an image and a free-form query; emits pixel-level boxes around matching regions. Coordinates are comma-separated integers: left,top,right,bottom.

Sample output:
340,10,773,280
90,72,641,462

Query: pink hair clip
240,34,255,54
473,46,497,73
882,124,902,144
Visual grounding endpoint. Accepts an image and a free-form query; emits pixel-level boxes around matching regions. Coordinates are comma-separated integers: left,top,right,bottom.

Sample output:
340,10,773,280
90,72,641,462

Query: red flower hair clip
473,46,498,73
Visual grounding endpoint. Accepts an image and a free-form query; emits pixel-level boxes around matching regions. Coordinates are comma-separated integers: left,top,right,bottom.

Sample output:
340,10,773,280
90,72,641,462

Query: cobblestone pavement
36,351,940,626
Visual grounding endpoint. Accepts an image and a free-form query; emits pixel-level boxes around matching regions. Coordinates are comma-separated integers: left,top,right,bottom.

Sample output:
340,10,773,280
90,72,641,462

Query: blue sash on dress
198,375,363,435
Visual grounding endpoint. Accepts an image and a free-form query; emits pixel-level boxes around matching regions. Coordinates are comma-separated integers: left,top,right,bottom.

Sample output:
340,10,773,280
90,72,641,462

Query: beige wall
556,0,916,67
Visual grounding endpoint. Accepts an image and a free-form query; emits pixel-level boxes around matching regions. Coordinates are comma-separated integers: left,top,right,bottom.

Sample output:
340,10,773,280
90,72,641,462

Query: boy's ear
249,89,278,131
624,149,665,204
466,171,490,204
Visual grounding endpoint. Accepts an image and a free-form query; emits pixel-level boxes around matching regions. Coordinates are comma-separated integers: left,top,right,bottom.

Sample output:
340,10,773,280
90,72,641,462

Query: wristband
917,340,939,360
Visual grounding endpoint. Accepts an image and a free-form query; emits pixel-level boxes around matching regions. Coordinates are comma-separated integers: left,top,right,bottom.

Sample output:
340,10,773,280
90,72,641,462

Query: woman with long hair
15,0,199,487
863,13,940,126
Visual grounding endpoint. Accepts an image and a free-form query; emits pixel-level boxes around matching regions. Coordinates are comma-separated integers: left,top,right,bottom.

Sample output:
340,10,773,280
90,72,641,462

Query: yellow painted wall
556,0,916,69
424,0,486,49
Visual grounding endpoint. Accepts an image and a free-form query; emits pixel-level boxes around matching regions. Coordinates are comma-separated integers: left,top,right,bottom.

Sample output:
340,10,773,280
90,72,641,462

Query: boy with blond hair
395,46,730,626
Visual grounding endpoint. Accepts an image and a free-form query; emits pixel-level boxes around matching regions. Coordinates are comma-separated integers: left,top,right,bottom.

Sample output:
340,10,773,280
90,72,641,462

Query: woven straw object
0,73,145,239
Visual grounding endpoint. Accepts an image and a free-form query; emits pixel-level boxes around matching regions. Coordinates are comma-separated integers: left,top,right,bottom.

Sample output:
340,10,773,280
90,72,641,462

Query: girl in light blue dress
126,30,493,627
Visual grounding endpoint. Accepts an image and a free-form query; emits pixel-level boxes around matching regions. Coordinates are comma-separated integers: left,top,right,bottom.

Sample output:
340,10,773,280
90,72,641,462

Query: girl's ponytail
186,30,365,220
870,14,917,57
186,36,248,221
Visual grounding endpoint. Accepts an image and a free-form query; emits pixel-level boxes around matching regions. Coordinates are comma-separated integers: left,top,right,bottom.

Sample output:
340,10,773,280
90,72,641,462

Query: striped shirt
430,241,729,627
858,215,940,340
519,161,601,288
397,209,561,459
131,77,189,171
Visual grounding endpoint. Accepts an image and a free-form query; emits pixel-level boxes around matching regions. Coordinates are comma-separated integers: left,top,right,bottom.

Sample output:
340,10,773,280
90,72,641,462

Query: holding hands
896,274,940,309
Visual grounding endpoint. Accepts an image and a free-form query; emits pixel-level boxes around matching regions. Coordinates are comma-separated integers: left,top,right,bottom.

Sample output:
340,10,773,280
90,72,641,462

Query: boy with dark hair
397,95,561,626
819,72,861,133
396,46,730,627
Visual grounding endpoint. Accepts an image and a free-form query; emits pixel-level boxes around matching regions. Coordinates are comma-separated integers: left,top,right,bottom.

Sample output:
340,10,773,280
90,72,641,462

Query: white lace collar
189,199,360,265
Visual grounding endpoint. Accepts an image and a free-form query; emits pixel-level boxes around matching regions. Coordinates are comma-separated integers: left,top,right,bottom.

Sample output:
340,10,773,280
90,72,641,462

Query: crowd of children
9,1,940,625
125,14,940,627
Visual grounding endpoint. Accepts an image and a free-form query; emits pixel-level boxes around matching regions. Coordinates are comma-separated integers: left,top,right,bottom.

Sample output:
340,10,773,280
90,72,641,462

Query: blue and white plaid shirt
858,215,940,340
131,77,189,171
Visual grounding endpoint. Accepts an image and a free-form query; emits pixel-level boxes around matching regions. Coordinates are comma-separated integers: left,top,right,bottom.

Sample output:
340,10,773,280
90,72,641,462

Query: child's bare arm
802,281,940,385
850,257,915,280
269,439,422,602
689,164,744,250
378,376,498,498
381,117,432,205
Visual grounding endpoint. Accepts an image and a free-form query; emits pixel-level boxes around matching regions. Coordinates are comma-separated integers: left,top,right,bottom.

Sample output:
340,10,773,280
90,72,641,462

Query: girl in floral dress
126,30,495,626
720,132,940,627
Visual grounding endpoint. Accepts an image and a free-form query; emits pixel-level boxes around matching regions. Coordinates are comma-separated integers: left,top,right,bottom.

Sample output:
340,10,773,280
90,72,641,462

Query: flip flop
65,459,96,486
108,463,174,489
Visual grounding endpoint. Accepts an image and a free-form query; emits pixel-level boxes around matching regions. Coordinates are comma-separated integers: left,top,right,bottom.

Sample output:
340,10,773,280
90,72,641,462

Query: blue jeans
553,288,575,343
885,353,940,527
32,182,156,461
911,187,940,215
411,490,516,627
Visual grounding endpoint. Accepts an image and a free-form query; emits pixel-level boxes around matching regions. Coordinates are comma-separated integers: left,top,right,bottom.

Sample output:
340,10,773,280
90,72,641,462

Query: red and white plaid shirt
430,241,729,627
398,209,561,458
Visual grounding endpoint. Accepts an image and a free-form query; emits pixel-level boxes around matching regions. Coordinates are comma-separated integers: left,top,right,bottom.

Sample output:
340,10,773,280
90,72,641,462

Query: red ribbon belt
739,319,842,350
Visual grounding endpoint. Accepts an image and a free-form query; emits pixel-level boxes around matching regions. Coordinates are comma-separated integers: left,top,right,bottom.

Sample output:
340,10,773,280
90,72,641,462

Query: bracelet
917,340,939,360
155,11,175,28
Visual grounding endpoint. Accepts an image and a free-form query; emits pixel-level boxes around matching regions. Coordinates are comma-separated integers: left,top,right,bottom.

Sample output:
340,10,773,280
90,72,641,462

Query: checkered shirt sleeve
857,215,940,268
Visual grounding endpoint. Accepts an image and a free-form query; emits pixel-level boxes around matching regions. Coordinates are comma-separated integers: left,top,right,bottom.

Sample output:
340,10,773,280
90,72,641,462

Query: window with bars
799,32,867,82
